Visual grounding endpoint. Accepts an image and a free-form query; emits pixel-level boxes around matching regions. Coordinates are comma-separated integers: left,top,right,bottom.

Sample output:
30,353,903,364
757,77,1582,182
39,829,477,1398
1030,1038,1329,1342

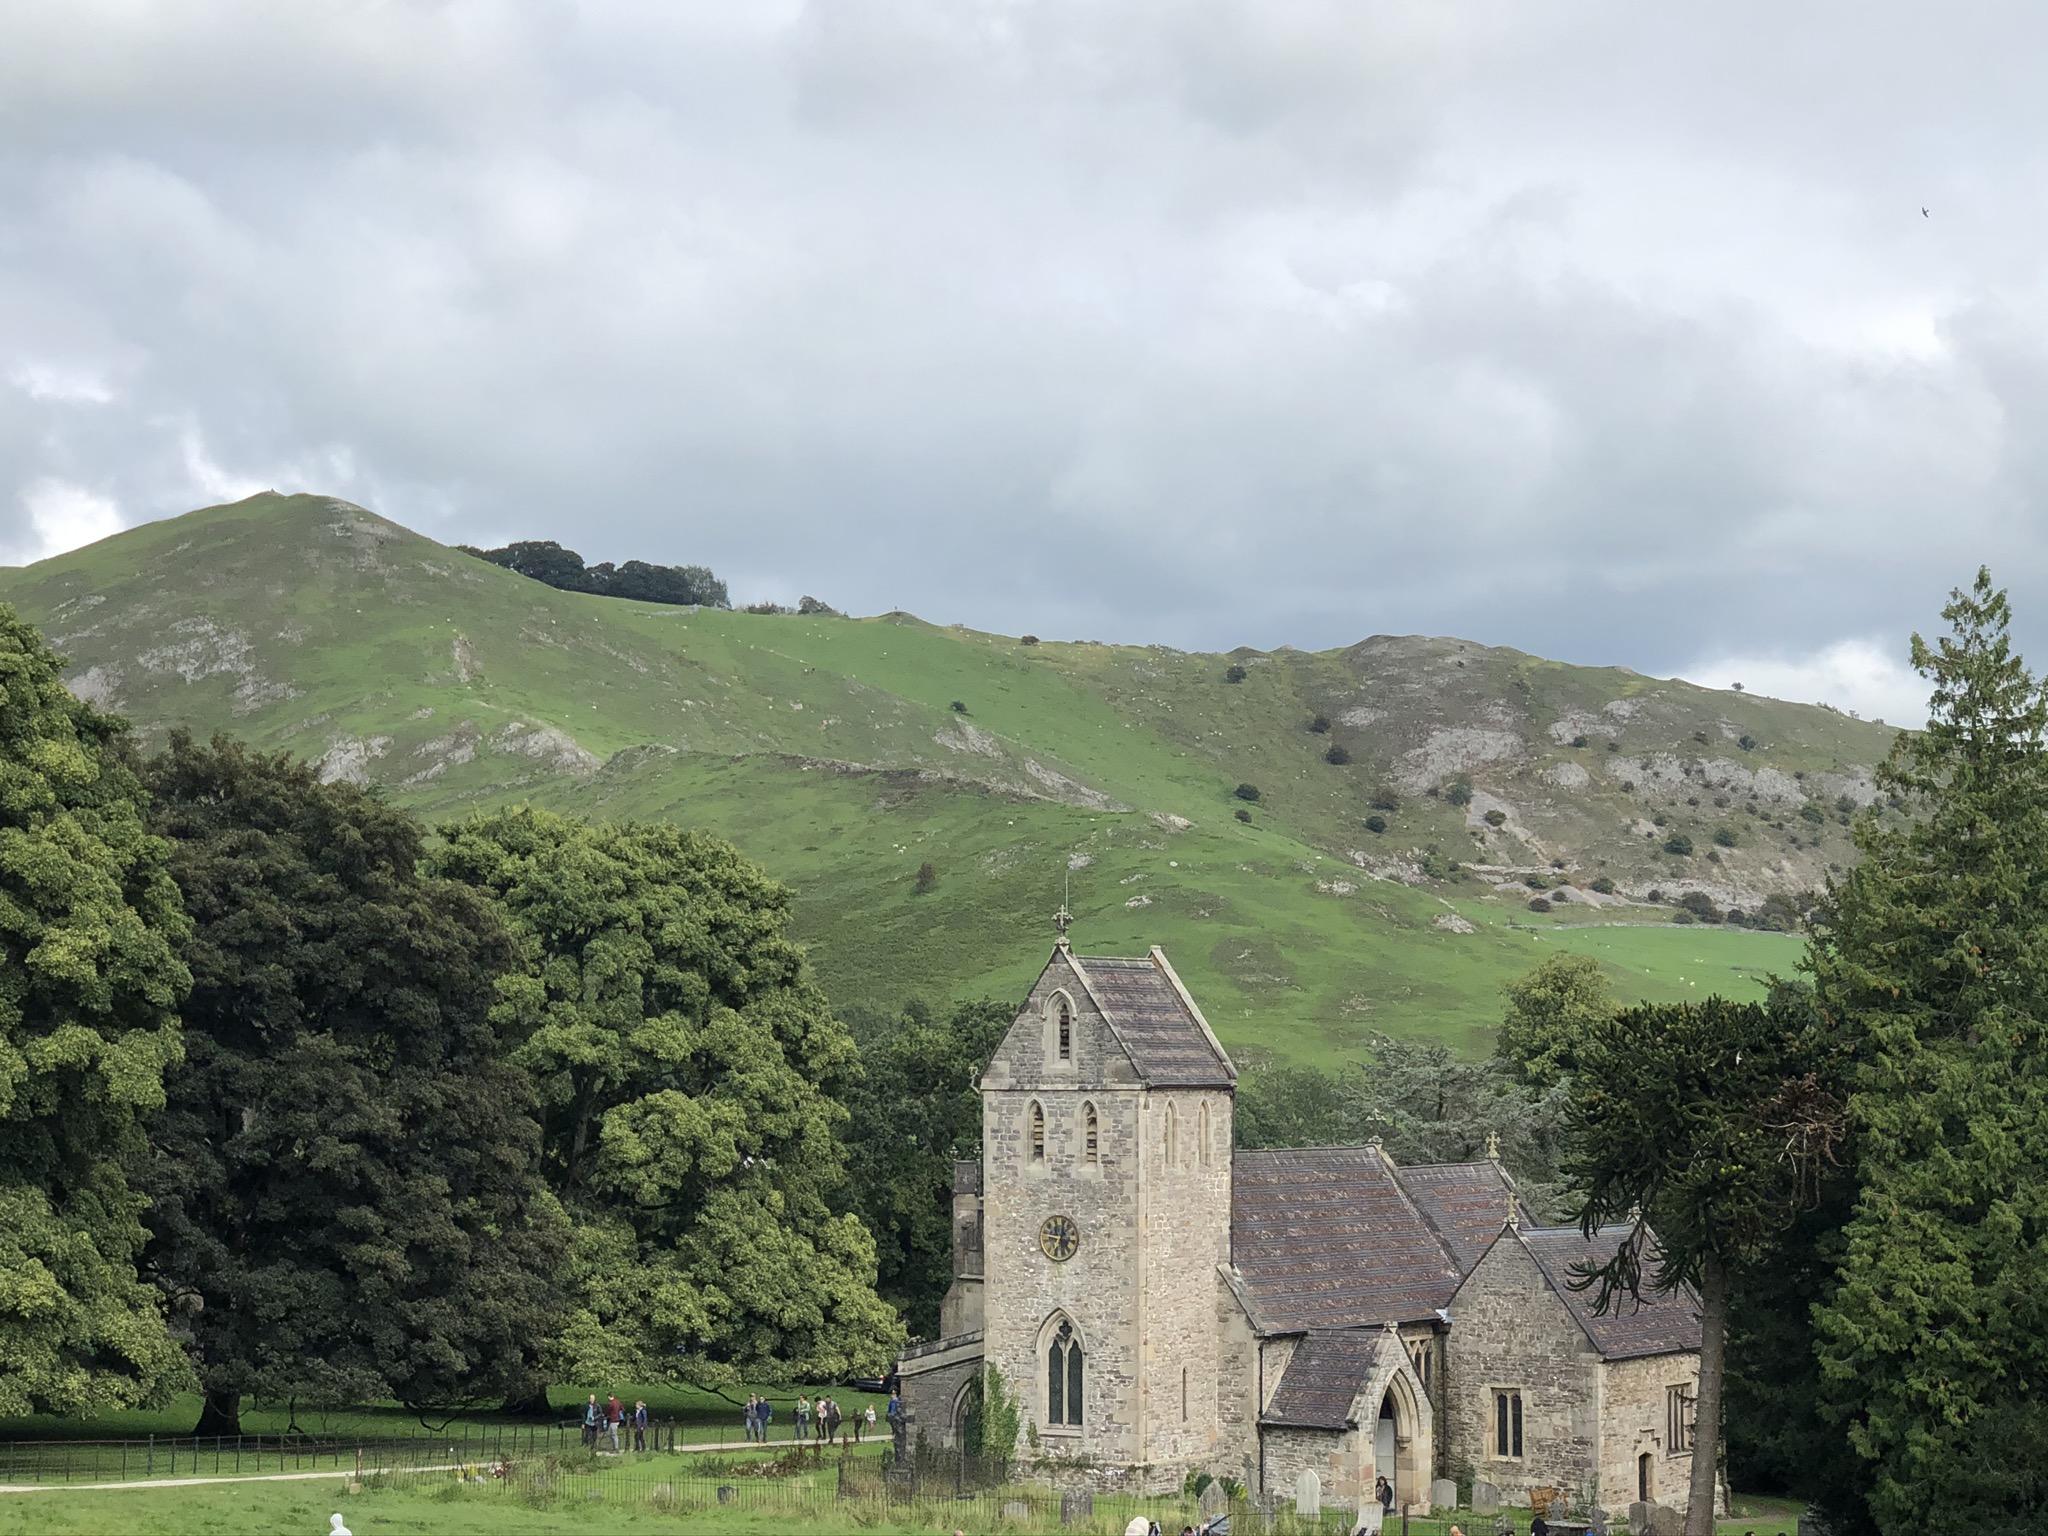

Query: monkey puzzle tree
0,607,191,1416
142,735,562,1435
1808,570,2048,1534
1565,991,1844,1536
430,808,902,1391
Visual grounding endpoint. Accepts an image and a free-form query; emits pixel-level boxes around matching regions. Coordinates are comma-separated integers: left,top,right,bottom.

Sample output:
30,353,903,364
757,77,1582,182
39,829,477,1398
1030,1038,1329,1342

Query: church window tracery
1044,1316,1084,1428
1084,1102,1099,1164
1053,994,1072,1062
1030,1101,1045,1162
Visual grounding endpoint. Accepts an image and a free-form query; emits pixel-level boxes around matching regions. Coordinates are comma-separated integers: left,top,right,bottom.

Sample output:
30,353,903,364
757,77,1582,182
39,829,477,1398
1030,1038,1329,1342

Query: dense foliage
1806,571,2048,1534
0,606,191,1416
429,808,902,1388
1564,991,1843,1536
1494,952,1614,1086
839,998,1010,1337
461,539,729,608
141,736,562,1434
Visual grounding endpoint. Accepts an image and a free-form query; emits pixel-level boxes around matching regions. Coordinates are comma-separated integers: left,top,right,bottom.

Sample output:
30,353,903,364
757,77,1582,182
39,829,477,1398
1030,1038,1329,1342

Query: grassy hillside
0,493,1899,1063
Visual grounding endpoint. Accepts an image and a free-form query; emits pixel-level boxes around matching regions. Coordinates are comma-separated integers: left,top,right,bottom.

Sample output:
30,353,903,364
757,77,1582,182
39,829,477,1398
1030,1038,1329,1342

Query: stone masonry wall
1262,1425,1361,1513
1214,1281,1260,1487
1136,1085,1232,1476
1599,1352,1701,1513
897,1341,984,1450
1444,1236,1602,1506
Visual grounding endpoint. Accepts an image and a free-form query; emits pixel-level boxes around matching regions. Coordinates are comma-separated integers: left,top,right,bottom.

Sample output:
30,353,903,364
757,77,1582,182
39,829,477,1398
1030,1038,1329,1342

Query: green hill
0,493,1898,1062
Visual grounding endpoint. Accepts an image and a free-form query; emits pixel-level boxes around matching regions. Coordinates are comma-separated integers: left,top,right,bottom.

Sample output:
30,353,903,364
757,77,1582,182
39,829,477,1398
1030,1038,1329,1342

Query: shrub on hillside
1678,891,1722,922
1713,828,1737,847
1235,808,1253,824
797,595,842,616
1446,780,1474,808
914,861,938,894
1590,876,1617,894
1549,887,1569,902
1364,814,1388,834
1571,734,1588,748
1800,804,1827,825
1369,789,1399,812
1527,897,1552,913
1483,809,1507,827
950,701,969,714
1224,664,1248,684
1020,635,1040,645
1664,833,1694,856
1671,909,1695,924
743,601,790,615
1324,744,1351,766
1233,783,1261,802
1738,734,1758,751
1308,715,1332,734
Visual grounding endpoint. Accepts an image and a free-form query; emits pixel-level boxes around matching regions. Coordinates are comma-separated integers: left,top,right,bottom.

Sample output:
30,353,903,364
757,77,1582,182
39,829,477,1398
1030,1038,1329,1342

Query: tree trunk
503,1383,553,1417
192,1388,242,1438
1685,1254,1729,1536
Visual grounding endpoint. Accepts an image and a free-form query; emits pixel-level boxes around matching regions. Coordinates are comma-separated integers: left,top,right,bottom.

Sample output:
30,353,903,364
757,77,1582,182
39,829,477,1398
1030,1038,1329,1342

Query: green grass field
0,492,1886,1060
0,1473,1805,1535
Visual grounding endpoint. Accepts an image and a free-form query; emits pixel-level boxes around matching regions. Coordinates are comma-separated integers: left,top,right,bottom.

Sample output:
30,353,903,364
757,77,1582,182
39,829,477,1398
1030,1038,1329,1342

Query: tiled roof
1260,1330,1393,1430
1398,1161,1535,1272
1231,1147,1464,1331
1071,953,1234,1087
1518,1226,1703,1360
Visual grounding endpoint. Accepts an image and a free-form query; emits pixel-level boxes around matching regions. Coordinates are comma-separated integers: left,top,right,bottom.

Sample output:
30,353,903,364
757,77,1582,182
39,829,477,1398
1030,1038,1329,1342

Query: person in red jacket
606,1394,624,1452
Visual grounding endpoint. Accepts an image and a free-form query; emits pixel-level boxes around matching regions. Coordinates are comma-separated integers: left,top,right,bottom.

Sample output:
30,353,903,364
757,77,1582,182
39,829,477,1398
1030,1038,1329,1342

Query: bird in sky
1922,206,1930,217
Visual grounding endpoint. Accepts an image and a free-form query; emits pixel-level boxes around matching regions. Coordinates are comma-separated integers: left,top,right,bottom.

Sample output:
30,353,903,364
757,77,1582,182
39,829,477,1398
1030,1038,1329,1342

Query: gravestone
1061,1489,1094,1525
1295,1468,1322,1516
1353,1504,1385,1534
1647,1508,1685,1536
1472,1478,1501,1513
1198,1481,1229,1521
1430,1478,1459,1512
1628,1502,1654,1529
1590,1510,1611,1536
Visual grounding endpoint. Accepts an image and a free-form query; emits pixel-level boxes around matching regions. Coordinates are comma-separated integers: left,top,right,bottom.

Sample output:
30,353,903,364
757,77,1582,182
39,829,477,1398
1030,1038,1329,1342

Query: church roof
1397,1160,1537,1272
1230,1146,1464,1330
1067,951,1235,1087
1516,1225,1704,1360
1259,1329,1395,1430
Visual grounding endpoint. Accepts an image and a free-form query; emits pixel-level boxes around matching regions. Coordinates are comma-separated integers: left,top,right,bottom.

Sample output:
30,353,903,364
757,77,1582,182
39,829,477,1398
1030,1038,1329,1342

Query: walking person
759,1396,773,1440
825,1396,843,1445
632,1399,648,1453
606,1393,624,1453
582,1394,600,1449
743,1394,759,1442
796,1394,812,1443
864,1404,877,1442
814,1396,829,1443
1377,1474,1395,1520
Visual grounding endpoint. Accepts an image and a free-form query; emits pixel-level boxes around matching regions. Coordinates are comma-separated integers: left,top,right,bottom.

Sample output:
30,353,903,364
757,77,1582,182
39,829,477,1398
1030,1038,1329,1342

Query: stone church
896,939,1706,1517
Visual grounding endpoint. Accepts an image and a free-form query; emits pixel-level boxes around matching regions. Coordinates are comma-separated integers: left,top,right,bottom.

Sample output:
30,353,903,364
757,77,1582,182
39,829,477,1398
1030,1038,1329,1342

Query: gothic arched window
1163,1102,1178,1167
1056,996,1072,1061
1045,1317,1084,1428
1084,1102,1099,1165
1198,1101,1211,1167
1030,1101,1045,1162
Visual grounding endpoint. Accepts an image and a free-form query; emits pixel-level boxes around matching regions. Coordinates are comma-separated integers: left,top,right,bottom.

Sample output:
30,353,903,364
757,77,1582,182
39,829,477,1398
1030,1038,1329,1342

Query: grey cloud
2,0,2044,700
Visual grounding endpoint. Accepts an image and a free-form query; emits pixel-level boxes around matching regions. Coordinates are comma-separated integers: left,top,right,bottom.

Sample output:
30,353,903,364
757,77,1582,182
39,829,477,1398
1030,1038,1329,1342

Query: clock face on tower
1038,1214,1080,1262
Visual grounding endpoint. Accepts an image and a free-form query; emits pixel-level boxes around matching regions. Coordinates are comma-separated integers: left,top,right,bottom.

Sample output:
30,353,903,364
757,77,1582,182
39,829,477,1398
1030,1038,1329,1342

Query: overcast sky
5,3,2045,725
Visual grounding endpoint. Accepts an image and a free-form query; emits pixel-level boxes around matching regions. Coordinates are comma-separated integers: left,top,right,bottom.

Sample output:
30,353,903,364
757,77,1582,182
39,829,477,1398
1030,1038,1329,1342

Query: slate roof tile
1259,1330,1394,1430
1518,1226,1704,1360
1071,953,1233,1087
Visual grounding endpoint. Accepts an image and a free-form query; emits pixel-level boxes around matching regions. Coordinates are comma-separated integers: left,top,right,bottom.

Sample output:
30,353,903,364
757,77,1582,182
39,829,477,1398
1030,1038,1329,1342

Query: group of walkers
784,1393,880,1444
580,1392,650,1453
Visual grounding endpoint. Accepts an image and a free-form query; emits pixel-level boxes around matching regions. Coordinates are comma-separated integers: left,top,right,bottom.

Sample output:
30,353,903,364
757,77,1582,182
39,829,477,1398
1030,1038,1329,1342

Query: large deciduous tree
429,807,902,1389
1565,990,1843,1536
839,997,1010,1337
142,735,562,1435
0,608,191,1416
1808,570,2048,1535
1495,952,1616,1086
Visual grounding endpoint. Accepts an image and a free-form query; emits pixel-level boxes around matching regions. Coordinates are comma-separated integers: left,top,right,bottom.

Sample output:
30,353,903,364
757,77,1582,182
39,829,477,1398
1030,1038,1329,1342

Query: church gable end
981,948,1139,1092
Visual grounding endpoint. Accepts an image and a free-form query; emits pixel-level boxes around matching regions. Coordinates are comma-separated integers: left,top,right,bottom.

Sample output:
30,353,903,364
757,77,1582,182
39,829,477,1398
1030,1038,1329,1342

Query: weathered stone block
1472,1479,1501,1513
1197,1481,1228,1519
1060,1490,1094,1525
1296,1468,1322,1515
1430,1478,1459,1511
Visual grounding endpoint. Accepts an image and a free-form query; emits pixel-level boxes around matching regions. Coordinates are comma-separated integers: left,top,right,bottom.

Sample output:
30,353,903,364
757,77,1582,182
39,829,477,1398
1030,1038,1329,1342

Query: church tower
977,933,1236,1485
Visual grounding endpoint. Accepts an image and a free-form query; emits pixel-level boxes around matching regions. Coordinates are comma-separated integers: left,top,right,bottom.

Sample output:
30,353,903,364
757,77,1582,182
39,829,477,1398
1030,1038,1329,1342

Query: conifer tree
1809,570,2048,1534
0,607,190,1415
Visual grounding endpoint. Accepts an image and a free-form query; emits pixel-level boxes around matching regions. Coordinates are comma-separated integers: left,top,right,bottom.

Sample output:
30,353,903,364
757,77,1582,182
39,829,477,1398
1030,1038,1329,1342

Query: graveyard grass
0,1477,1803,1536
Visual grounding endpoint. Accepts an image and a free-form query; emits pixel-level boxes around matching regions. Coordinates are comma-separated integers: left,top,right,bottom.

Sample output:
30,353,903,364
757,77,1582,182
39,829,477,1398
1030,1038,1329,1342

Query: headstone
1590,1510,1610,1536
716,1485,735,1505
1628,1501,1655,1531
1198,1481,1228,1521
1645,1508,1685,1536
1295,1468,1322,1517
1061,1489,1095,1525
1353,1505,1385,1534
1472,1479,1501,1513
1430,1478,1459,1512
